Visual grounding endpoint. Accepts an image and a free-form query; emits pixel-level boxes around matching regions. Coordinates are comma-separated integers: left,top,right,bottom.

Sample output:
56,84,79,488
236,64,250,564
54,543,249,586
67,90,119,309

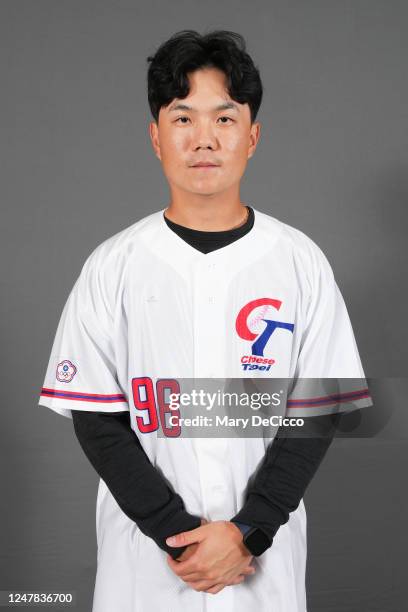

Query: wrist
227,521,253,557
231,521,253,537
230,519,272,557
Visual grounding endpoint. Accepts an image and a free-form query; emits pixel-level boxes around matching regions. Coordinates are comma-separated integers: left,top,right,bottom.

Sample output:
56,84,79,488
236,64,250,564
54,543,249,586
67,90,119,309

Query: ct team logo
235,298,294,371
56,359,77,383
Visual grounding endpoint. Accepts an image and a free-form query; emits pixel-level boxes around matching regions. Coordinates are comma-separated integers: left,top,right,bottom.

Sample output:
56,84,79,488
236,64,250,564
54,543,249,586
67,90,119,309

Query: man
39,30,372,611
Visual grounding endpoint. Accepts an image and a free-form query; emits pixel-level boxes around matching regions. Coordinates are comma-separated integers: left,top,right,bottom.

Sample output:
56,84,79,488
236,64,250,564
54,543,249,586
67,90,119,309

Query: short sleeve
286,244,373,418
38,250,129,419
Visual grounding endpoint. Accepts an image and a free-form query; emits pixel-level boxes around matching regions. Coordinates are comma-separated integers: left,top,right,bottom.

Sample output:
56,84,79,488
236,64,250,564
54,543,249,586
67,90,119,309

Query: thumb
166,525,205,547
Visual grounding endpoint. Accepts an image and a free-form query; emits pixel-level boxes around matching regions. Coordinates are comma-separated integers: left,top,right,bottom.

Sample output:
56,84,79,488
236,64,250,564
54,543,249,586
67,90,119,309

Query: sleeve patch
56,359,77,383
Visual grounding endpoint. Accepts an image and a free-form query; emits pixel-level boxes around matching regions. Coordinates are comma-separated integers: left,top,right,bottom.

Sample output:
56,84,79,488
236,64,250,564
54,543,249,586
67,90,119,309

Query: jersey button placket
193,257,222,378
192,257,232,530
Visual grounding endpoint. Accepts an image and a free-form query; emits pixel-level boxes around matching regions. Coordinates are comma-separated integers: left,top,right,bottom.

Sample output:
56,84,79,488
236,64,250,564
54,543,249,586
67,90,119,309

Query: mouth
190,163,220,169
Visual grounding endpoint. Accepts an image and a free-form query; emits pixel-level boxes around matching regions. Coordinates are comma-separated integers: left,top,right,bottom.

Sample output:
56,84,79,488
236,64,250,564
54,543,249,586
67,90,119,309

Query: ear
247,121,261,160
149,120,162,161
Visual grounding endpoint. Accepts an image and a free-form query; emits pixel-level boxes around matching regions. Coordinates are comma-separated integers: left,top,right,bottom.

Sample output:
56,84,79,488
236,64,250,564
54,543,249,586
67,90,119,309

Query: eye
217,116,234,124
175,116,190,124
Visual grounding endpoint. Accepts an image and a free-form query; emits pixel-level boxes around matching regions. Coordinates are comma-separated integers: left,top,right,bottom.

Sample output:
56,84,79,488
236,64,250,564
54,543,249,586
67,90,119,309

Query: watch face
244,528,271,556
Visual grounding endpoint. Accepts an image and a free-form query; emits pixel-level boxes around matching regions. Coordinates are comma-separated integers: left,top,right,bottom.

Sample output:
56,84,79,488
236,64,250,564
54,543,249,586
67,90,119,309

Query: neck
164,189,248,232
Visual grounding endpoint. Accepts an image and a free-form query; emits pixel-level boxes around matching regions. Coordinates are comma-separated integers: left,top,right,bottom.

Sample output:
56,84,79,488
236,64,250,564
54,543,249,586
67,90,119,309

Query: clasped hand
166,519,256,595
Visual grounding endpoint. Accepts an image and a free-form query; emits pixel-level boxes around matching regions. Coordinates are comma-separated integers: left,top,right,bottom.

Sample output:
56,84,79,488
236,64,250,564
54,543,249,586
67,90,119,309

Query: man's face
149,67,260,197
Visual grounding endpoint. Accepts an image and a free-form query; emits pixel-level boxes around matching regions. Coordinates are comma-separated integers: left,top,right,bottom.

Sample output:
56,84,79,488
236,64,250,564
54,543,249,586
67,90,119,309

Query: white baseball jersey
38,207,372,612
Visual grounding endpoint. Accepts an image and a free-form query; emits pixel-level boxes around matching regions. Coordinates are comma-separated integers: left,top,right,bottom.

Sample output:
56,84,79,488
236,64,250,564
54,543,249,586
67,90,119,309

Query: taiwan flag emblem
56,359,77,383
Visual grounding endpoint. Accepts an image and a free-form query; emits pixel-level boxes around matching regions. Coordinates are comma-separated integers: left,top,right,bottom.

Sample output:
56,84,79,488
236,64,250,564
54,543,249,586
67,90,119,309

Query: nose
192,119,218,150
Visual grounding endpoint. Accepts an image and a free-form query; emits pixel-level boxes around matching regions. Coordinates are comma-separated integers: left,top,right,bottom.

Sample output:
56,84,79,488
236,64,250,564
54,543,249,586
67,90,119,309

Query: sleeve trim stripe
287,388,371,408
40,387,127,403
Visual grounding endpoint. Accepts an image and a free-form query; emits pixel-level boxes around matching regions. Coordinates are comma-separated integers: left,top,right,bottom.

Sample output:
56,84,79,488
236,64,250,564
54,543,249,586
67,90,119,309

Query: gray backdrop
1,1,407,610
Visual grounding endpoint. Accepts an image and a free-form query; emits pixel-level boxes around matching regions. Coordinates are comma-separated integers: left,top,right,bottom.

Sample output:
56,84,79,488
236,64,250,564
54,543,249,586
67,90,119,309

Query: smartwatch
232,521,271,557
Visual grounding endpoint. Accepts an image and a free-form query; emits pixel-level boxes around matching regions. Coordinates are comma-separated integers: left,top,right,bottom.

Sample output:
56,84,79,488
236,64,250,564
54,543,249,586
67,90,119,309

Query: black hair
147,29,263,124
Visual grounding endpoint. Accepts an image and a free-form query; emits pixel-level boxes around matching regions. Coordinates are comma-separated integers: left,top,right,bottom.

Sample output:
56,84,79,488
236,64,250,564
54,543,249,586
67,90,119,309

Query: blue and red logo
56,359,77,383
235,298,294,371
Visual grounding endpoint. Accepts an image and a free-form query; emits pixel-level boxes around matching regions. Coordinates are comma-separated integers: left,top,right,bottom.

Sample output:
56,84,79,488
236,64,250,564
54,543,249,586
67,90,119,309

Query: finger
216,565,256,584
167,554,185,572
166,554,202,577
176,570,208,582
208,576,246,593
240,565,256,575
186,579,222,592
205,582,230,594
166,526,206,548
224,574,247,586
186,570,248,591
179,563,256,583
168,550,211,580
167,557,207,580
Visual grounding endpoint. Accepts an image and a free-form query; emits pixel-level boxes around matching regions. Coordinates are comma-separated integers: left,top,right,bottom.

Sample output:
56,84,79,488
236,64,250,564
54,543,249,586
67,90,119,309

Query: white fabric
39,208,372,611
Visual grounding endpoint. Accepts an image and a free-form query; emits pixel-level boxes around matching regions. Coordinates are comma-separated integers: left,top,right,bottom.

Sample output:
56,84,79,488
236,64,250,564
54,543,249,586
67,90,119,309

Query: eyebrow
168,101,240,113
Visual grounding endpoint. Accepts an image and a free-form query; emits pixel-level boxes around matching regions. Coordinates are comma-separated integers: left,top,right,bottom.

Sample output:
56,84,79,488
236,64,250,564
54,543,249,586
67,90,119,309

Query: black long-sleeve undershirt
72,409,339,556
72,409,201,560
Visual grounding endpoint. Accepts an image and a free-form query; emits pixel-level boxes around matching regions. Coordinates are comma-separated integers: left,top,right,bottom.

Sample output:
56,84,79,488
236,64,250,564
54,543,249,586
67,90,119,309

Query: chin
189,181,225,195
190,189,223,197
